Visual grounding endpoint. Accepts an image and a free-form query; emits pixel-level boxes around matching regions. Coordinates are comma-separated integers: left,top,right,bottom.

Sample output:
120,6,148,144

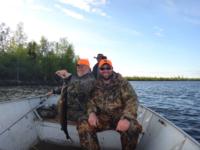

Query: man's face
97,57,101,62
97,56,103,62
99,64,113,79
77,64,90,77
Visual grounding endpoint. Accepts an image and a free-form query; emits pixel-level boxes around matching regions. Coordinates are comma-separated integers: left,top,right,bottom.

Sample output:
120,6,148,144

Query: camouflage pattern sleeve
87,90,98,115
120,79,138,120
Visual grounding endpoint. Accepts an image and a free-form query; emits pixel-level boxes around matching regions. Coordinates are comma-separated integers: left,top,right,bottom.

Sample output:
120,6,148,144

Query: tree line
125,76,200,81
0,22,78,85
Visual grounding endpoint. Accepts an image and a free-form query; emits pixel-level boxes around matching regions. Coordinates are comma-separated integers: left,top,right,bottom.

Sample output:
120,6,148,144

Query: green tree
13,22,27,47
0,23,10,52
40,36,49,56
0,23,79,85
57,38,76,74
64,44,76,74
27,41,39,60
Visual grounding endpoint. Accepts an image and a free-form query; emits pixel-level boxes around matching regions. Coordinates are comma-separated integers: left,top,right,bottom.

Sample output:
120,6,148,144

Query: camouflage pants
77,113,142,150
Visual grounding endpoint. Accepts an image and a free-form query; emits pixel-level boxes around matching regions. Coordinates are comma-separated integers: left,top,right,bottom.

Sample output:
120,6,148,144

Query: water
0,86,51,101
131,81,200,143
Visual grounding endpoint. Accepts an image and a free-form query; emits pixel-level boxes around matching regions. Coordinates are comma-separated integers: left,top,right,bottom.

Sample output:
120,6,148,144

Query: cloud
165,0,176,8
58,0,108,17
91,8,107,16
153,26,164,37
183,17,200,25
29,5,52,12
21,0,52,12
62,8,85,20
55,4,85,20
127,29,142,36
181,3,200,25
58,0,90,12
164,0,200,25
0,0,24,28
115,27,142,37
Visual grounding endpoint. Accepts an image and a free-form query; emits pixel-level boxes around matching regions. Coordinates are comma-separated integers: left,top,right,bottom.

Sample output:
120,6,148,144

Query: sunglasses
99,67,112,71
77,64,85,67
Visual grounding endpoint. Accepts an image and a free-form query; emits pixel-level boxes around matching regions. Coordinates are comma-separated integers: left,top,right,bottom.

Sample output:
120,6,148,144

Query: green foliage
0,22,77,85
0,22,10,52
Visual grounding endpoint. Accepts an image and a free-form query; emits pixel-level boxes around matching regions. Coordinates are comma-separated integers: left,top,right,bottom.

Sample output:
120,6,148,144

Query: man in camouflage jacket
57,59,95,126
64,70,95,121
77,59,142,150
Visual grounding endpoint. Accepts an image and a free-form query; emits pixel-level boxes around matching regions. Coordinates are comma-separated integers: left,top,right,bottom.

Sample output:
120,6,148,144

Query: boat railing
139,104,200,147
0,96,47,136
0,94,49,104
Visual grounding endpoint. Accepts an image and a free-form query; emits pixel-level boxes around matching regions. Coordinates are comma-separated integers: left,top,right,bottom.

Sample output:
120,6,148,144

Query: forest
0,22,77,85
1,22,199,85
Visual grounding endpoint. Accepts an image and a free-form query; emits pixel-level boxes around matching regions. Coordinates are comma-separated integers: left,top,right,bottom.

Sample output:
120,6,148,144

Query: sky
0,0,200,77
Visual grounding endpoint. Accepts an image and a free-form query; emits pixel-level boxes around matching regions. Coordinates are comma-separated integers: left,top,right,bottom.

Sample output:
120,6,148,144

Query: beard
77,69,90,77
100,73,113,80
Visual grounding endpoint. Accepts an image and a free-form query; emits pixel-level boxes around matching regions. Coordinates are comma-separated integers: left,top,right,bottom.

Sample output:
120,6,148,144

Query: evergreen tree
0,22,78,85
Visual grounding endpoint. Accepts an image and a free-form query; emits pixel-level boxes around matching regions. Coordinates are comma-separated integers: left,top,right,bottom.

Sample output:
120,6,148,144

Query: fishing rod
0,97,47,136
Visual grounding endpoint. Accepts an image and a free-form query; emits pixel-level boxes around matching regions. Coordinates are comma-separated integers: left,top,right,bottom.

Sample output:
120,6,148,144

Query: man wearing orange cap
62,58,95,119
51,58,95,140
47,59,91,96
77,59,142,150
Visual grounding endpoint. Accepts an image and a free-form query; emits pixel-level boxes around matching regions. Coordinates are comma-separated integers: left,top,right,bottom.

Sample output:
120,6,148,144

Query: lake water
131,81,200,143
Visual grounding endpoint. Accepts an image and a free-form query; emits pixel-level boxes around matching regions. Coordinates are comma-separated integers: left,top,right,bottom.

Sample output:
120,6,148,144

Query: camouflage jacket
87,72,138,120
61,72,95,114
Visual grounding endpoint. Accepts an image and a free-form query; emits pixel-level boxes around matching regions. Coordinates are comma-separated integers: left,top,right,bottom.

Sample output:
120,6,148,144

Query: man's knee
129,119,142,134
120,120,142,150
120,131,140,150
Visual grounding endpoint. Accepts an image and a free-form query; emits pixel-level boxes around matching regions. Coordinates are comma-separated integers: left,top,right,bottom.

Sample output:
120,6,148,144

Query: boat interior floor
29,141,83,150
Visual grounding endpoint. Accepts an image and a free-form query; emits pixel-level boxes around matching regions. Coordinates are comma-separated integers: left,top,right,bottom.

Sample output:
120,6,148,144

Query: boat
0,95,200,150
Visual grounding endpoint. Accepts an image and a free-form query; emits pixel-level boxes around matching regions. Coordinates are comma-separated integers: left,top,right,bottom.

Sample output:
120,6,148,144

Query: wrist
89,112,96,116
120,116,132,122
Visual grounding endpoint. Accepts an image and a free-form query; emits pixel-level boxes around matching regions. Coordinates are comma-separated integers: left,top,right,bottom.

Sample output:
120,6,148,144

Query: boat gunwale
0,94,48,104
1,95,200,147
139,104,200,147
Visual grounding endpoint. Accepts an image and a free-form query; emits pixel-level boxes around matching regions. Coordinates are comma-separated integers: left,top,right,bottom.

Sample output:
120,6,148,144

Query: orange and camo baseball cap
77,59,90,67
98,59,112,68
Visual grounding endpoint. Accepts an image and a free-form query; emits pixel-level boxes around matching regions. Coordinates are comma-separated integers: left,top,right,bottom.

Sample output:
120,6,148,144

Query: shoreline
125,77,200,81
1,78,200,86
0,80,57,86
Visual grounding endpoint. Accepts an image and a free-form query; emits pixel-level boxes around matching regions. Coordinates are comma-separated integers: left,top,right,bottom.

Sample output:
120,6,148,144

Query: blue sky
0,0,200,77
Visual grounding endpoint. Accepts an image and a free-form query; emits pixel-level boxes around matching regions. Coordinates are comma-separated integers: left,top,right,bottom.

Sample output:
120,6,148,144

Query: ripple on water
131,81,200,143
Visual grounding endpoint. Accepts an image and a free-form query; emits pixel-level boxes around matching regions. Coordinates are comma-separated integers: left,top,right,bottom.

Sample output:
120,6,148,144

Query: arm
52,87,62,94
87,92,98,115
116,80,138,132
50,74,71,95
120,80,138,120
46,87,62,97
87,89,99,127
50,70,72,96
56,69,71,79
87,99,99,127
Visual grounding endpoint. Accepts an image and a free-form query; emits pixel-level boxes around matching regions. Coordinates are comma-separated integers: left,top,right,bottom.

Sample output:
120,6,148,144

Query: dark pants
77,113,142,150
